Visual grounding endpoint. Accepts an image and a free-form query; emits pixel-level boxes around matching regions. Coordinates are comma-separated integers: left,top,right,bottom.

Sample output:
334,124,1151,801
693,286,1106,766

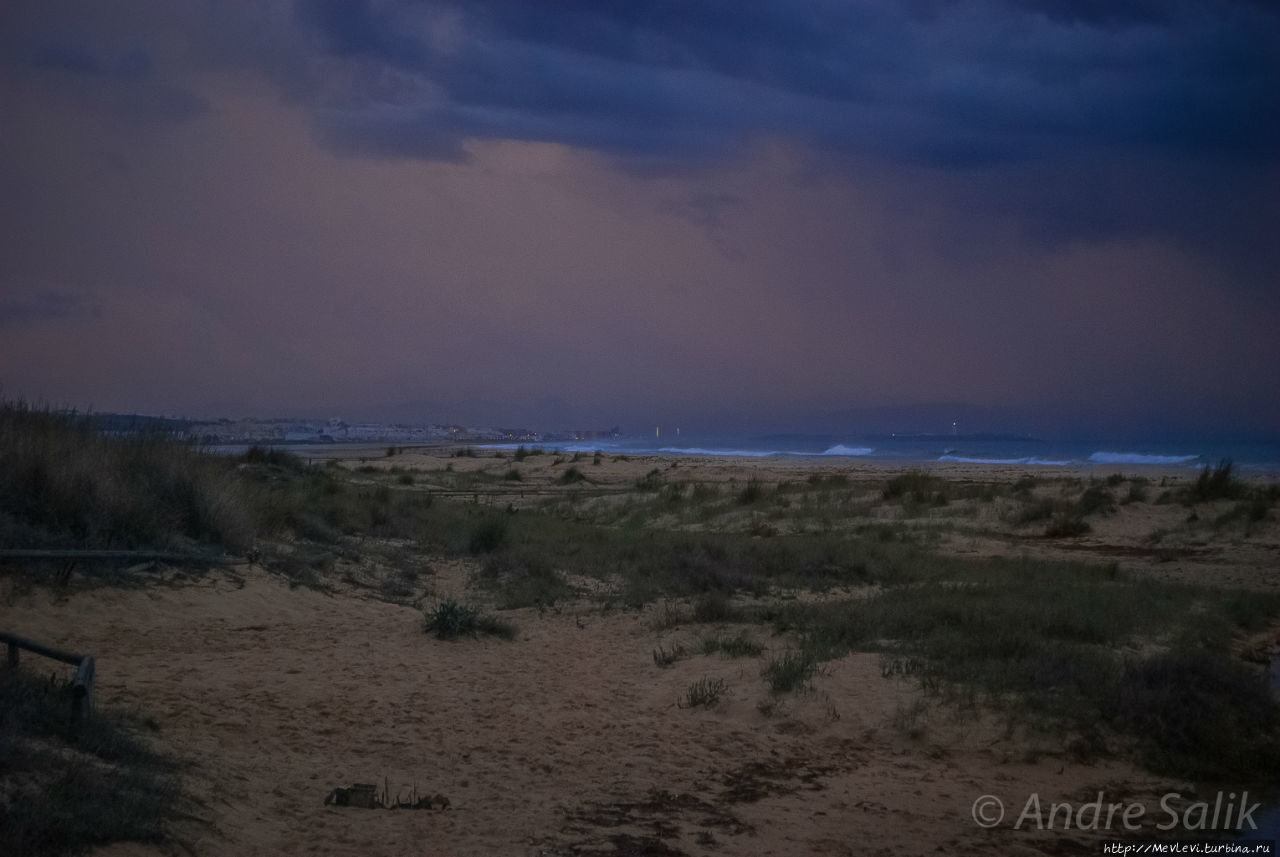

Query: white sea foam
819,445,875,456
938,455,1070,466
1088,451,1200,465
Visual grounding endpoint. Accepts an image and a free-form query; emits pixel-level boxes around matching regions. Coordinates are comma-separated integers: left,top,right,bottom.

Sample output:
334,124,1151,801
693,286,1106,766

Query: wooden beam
0,549,244,566
0,632,86,666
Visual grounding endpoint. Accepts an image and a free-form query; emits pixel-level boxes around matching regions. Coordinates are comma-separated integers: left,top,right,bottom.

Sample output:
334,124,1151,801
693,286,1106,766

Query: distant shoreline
202,437,1280,477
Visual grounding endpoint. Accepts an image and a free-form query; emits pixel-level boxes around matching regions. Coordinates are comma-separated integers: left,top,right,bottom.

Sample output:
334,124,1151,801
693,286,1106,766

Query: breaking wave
819,445,875,456
1088,451,1200,465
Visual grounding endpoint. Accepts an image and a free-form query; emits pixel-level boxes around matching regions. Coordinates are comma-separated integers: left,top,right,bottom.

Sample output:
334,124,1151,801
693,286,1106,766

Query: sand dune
7,450,1276,855
9,563,1176,856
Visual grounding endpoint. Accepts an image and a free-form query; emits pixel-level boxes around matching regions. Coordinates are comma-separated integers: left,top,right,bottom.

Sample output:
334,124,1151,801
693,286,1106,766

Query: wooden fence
0,548,242,566
1,632,96,731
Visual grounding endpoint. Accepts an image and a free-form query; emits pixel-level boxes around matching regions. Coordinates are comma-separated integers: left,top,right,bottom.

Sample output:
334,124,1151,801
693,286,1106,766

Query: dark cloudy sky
2,1,1277,437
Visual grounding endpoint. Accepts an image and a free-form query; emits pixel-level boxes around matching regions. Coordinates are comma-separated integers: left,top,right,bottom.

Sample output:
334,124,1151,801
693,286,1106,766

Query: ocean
480,434,1280,475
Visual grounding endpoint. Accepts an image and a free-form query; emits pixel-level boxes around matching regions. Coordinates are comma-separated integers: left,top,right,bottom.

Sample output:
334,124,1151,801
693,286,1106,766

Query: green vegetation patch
682,676,727,708
700,630,764,659
652,643,688,667
769,558,1280,781
473,553,575,610
423,600,516,640
763,650,819,694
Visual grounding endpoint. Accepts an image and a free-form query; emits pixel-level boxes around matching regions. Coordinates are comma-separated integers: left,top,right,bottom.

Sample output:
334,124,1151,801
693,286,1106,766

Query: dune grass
763,650,820,694
473,552,575,610
766,558,1280,780
423,600,516,640
652,643,688,667
0,402,256,552
700,630,764,658
0,668,197,856
682,676,727,708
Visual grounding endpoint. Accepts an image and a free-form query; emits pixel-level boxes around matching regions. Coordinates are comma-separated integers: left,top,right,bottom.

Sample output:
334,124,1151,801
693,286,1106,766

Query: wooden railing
0,549,242,565
1,632,96,731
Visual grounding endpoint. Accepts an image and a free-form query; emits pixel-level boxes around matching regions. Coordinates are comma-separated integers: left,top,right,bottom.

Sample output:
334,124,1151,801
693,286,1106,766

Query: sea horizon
469,433,1280,475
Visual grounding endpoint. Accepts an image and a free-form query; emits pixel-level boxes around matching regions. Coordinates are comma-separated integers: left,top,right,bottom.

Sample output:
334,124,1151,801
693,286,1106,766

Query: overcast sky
2,1,1277,437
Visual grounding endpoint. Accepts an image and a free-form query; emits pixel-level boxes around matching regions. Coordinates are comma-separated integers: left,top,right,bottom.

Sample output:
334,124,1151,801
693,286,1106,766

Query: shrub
692,591,738,623
1110,650,1279,780
1188,459,1242,503
1076,485,1115,516
653,644,687,667
424,601,516,640
883,471,943,501
468,514,510,554
558,466,586,485
682,677,726,708
701,631,763,658
738,478,767,505
763,650,818,694
475,553,574,609
636,468,663,490
691,482,721,502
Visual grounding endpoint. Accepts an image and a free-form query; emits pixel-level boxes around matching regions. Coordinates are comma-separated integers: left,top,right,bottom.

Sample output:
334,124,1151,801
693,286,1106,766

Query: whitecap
819,445,875,456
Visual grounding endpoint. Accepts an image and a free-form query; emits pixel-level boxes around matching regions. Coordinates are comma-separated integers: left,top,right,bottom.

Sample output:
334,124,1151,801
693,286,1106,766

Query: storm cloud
289,0,1279,163
1,1,1276,437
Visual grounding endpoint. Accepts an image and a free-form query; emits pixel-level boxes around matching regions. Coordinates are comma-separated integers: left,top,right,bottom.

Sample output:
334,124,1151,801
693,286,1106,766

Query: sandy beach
5,449,1278,856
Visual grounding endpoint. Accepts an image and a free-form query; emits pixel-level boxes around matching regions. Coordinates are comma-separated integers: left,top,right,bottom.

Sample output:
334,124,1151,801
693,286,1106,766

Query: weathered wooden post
70,655,95,732
0,632,95,733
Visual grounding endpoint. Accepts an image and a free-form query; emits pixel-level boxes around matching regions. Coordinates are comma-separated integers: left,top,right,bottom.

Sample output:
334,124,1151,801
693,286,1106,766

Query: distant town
88,412,623,447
